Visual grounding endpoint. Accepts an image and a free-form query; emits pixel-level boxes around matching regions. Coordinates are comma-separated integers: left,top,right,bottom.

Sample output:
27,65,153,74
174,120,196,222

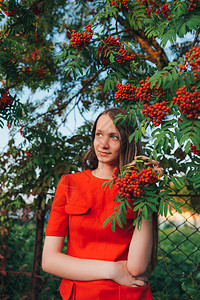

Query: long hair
82,107,158,273
82,107,143,171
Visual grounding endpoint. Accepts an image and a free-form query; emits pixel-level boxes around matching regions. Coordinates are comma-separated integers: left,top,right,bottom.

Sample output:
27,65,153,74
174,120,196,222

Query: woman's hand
130,155,163,178
112,260,148,287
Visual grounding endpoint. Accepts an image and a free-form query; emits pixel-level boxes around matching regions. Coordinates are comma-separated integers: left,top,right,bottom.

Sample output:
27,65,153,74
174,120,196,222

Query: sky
0,87,102,151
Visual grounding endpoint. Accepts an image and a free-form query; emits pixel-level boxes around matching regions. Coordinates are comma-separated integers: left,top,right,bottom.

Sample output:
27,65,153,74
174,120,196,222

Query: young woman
42,107,162,299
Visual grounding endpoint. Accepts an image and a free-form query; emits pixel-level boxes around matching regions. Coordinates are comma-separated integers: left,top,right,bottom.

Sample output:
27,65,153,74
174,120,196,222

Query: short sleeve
45,175,69,236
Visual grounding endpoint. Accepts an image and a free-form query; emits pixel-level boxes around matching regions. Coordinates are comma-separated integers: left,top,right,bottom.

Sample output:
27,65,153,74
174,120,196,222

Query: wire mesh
0,199,199,300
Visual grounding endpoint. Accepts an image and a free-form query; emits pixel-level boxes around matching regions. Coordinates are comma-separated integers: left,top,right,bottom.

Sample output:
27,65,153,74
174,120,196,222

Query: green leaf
119,209,127,225
142,205,149,219
159,199,164,216
164,201,168,217
109,53,114,63
111,218,116,232
146,202,157,212
116,214,123,228
185,140,191,153
101,180,111,189
171,176,182,189
109,181,113,190
176,177,184,186
128,132,135,143
179,133,191,145
75,63,83,74
134,129,139,143
133,202,145,211
103,216,111,229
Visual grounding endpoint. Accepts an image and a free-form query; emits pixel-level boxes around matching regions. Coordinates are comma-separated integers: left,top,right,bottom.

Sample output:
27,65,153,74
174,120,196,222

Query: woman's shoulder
60,169,92,185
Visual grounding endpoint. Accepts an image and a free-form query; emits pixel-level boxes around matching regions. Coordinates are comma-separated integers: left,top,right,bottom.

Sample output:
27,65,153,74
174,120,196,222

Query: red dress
45,169,153,300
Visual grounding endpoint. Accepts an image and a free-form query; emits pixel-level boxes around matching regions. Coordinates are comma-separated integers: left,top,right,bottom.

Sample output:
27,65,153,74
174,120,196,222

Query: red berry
0,88,12,110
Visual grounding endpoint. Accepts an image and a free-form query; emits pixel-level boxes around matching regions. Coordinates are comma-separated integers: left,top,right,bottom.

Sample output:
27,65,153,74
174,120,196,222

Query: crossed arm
42,214,153,287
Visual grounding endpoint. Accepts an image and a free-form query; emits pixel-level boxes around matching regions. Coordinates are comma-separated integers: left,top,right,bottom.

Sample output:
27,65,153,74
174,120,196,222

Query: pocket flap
59,279,75,300
65,202,91,215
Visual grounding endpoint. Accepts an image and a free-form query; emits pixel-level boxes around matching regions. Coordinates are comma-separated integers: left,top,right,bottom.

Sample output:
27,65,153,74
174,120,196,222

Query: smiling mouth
99,151,110,156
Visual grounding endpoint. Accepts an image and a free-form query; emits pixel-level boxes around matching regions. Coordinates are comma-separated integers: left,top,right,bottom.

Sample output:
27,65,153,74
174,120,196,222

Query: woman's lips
99,151,110,156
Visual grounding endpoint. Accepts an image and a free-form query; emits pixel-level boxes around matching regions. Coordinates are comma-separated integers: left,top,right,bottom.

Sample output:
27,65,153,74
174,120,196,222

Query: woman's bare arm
42,236,114,281
127,155,160,276
42,236,147,286
127,215,153,277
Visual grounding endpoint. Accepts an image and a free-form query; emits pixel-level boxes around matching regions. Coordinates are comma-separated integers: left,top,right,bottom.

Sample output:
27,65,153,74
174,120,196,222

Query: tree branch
117,15,169,68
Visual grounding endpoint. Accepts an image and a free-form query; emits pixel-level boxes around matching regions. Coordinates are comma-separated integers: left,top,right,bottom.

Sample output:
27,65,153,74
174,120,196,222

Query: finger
154,167,163,178
129,161,136,166
132,279,147,287
135,275,148,282
135,155,149,160
132,284,146,287
154,167,163,173
144,159,160,167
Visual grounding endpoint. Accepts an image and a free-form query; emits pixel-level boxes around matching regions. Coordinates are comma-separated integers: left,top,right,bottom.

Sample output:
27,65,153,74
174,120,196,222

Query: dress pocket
59,279,75,300
65,201,91,215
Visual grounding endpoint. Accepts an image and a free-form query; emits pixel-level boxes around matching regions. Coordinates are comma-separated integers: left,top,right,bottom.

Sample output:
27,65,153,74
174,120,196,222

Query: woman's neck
92,164,116,180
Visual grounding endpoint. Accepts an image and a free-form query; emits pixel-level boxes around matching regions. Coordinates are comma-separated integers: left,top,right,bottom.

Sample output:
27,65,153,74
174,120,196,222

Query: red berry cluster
138,0,158,9
188,0,199,11
35,66,46,78
113,166,158,199
24,66,32,74
155,4,171,20
185,46,200,73
178,46,200,76
178,47,200,85
110,0,128,10
29,49,40,62
190,143,200,155
98,35,135,66
142,101,171,126
115,83,136,102
137,0,157,12
70,25,93,51
98,35,121,66
0,88,12,110
134,77,165,104
172,85,200,119
116,46,135,63
138,0,172,19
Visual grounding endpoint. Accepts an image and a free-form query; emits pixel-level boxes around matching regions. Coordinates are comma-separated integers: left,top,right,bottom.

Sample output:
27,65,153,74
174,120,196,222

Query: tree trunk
31,193,46,300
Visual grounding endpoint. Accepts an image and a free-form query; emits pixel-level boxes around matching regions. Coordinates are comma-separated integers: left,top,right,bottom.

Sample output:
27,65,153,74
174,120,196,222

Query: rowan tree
0,0,199,224
0,0,200,298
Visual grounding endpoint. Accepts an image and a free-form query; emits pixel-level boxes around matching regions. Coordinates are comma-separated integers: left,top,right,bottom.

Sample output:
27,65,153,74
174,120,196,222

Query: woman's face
93,114,121,167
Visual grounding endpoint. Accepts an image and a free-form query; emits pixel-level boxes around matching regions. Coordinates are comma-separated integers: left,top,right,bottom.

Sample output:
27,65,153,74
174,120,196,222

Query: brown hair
82,107,143,172
82,107,158,273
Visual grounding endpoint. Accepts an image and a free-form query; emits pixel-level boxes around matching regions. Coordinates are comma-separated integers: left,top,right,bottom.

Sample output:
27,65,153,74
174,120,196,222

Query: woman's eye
111,135,119,140
96,132,102,137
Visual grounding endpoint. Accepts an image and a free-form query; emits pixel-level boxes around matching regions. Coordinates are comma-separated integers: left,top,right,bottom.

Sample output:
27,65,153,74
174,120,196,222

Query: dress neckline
88,169,113,181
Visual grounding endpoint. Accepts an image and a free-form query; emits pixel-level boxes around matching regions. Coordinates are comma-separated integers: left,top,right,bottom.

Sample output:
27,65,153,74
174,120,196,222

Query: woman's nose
100,137,109,148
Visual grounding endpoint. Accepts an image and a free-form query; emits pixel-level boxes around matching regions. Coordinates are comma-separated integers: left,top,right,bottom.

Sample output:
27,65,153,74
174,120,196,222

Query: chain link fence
1,198,200,299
